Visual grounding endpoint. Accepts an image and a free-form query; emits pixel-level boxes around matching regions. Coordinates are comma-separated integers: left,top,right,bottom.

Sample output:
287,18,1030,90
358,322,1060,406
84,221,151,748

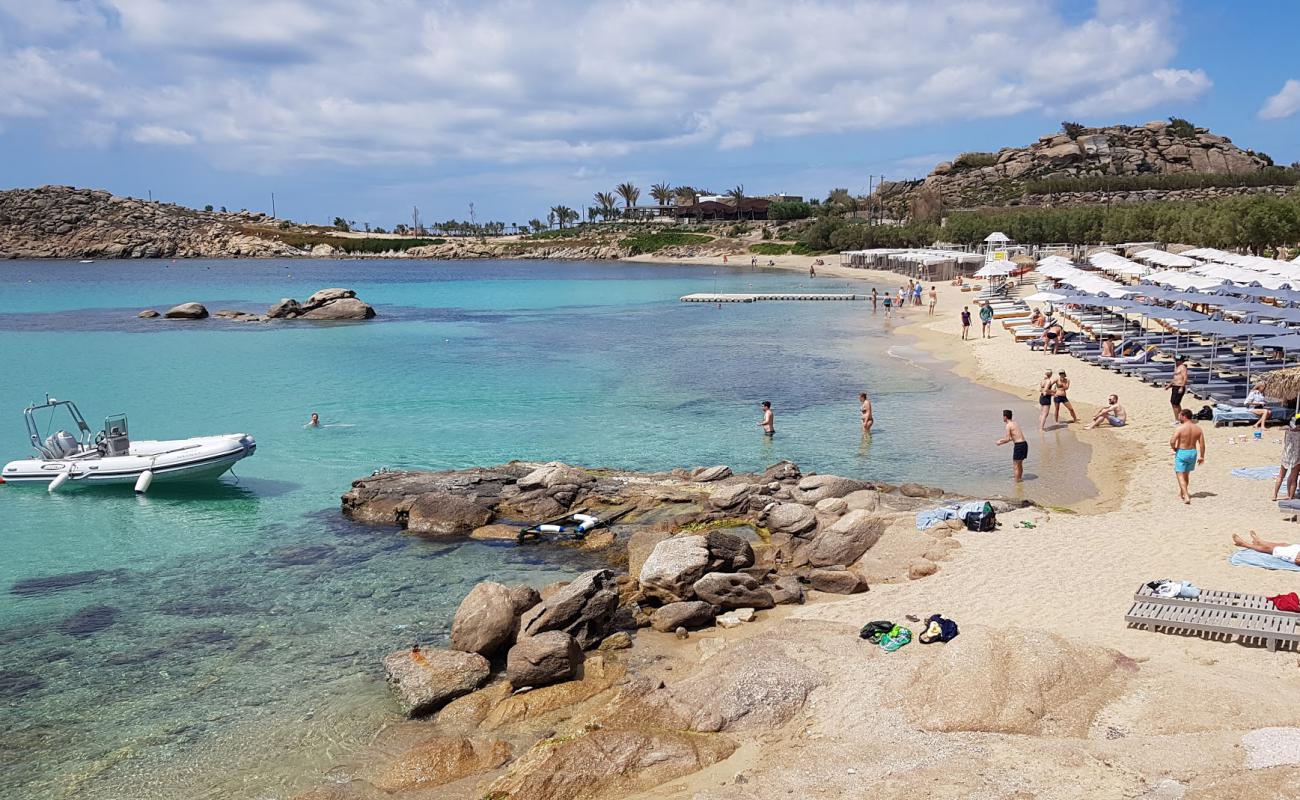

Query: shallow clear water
0,259,1093,798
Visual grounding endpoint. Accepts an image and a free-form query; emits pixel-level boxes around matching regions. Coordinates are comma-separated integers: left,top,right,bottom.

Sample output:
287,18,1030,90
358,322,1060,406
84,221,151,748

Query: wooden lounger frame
1125,583,1300,651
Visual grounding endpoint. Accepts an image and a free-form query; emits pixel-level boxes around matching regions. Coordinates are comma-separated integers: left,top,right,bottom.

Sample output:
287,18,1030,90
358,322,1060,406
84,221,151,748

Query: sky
1,0,1297,228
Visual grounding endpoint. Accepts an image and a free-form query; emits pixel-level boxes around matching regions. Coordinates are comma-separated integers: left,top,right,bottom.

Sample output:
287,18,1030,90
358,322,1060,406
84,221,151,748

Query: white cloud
0,0,1211,163
1260,79,1300,120
131,125,195,145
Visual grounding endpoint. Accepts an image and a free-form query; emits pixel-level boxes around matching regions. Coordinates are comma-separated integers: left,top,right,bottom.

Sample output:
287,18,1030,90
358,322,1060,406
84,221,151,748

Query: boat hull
2,434,255,488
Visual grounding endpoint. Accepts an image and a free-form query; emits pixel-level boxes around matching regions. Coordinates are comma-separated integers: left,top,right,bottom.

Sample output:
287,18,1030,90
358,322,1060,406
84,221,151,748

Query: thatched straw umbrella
1259,366,1300,402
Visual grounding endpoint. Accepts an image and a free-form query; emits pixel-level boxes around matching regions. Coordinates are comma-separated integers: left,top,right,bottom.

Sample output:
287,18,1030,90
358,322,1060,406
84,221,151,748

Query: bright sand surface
623,251,1300,798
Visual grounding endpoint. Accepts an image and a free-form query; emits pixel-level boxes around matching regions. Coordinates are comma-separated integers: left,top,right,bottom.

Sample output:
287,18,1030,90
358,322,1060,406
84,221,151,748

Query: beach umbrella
1023,291,1068,303
1182,320,1287,384
1257,365,1300,415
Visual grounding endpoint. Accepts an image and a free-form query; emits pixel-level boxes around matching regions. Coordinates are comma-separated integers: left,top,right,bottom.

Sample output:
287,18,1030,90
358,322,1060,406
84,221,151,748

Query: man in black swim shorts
1169,355,1188,422
996,409,1028,483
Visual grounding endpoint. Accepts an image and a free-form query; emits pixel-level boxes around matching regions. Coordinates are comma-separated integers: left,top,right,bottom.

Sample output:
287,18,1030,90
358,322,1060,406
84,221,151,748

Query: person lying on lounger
1233,531,1300,564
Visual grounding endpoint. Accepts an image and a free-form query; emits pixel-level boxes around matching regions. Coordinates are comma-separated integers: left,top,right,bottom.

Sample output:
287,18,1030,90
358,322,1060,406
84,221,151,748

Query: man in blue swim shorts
1170,408,1206,504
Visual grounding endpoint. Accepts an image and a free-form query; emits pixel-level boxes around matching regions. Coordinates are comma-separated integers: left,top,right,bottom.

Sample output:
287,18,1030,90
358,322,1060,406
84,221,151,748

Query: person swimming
307,412,320,428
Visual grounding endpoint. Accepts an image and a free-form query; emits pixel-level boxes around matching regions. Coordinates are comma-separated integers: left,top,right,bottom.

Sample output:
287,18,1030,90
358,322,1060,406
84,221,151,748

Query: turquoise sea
0,259,1094,799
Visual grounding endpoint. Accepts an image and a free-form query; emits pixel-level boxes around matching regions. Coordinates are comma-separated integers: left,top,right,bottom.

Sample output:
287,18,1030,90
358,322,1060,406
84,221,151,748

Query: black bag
964,511,997,532
1195,405,1213,421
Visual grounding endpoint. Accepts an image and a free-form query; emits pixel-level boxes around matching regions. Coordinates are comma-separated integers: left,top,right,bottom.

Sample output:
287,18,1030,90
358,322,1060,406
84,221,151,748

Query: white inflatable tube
48,471,70,493
134,469,154,494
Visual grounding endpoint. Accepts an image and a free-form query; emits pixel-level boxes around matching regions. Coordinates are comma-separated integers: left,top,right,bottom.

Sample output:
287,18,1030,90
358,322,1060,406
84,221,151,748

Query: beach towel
1229,549,1300,571
914,507,957,531
1232,466,1281,481
1214,406,1262,424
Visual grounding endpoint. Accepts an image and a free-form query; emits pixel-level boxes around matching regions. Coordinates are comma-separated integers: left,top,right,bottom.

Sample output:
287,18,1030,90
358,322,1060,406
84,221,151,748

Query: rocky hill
0,185,305,259
878,120,1282,212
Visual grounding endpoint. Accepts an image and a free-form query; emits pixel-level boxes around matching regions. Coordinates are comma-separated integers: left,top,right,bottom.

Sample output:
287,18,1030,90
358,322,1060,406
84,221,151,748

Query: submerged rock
383,647,490,717
57,604,120,638
10,569,119,597
137,309,160,318
367,735,512,793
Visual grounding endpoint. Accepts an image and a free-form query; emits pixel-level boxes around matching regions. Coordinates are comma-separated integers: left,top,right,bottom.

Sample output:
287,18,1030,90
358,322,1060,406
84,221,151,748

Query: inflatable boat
2,397,256,493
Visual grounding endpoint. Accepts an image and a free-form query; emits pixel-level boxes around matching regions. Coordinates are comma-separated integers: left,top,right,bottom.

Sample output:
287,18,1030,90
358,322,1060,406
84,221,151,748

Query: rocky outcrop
0,185,303,259
507,631,583,688
265,288,375,320
877,122,1279,211
808,568,869,594
800,510,885,567
650,601,719,632
365,735,511,793
692,572,774,610
383,647,490,717
639,532,754,604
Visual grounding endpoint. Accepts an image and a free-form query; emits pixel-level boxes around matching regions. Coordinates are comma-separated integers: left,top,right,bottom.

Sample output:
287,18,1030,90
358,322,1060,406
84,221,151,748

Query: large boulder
767,576,805,605
137,309,160,318
507,631,583,688
795,474,868,503
487,729,735,800
298,297,375,320
762,503,816,536
894,626,1135,737
516,462,593,492
367,735,512,793
802,510,885,567
406,492,492,536
518,569,618,649
450,581,519,657
691,465,733,482
383,647,490,717
303,287,356,307
638,532,753,603
265,298,302,319
627,529,671,579
163,302,208,319
692,573,774,610
808,568,869,595
762,460,801,482
709,482,754,510
650,601,718,632
612,638,823,732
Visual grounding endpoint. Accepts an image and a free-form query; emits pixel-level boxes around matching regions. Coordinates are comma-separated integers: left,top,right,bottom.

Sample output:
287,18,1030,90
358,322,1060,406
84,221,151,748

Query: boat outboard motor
43,430,80,458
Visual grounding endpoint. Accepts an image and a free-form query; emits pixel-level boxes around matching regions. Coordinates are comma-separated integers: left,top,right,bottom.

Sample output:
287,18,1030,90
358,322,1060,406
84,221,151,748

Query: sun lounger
1126,583,1300,651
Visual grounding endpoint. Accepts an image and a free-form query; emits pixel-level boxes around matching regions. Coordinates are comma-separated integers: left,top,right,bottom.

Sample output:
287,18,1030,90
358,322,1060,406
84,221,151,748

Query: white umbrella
975,262,1012,277
1024,291,1068,303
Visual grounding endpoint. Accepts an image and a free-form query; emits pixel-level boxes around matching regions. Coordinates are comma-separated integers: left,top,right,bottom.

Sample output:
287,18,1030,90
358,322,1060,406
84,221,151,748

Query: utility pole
271,192,276,218
148,189,152,202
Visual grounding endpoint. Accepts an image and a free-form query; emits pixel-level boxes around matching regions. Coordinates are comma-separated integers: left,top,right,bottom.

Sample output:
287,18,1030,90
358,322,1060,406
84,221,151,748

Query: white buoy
48,472,70,493
134,469,154,495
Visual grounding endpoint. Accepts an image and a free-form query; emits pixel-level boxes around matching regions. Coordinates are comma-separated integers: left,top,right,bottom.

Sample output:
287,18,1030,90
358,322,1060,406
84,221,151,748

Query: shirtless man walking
996,409,1028,482
1169,355,1189,423
1170,408,1206,504
859,392,874,433
758,401,775,437
1053,370,1079,423
1037,369,1055,431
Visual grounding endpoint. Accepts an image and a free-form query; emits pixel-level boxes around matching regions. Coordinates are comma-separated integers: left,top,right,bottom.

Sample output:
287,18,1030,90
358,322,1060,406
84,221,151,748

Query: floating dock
680,293,863,303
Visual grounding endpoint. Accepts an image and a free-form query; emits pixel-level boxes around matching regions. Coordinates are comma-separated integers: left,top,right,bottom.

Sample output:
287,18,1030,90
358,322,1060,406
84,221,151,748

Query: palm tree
726,185,746,220
650,182,674,206
548,208,558,229
552,205,577,229
615,182,640,216
593,191,618,220
674,185,699,206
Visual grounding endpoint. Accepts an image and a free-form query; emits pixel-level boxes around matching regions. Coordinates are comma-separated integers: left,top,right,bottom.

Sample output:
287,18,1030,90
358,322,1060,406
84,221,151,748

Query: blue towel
1233,466,1282,481
915,507,957,531
1229,549,1300,571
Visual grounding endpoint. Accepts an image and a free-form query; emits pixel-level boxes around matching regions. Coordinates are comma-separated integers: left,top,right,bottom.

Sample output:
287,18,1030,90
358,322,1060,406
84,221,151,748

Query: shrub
769,200,813,220
952,152,999,170
1061,121,1086,138
749,242,793,255
1024,167,1300,195
1167,117,1197,138
727,222,751,236
203,204,214,212
618,231,713,254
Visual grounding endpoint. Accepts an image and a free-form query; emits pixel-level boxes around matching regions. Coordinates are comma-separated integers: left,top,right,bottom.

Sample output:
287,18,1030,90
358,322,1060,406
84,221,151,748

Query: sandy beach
610,251,1300,798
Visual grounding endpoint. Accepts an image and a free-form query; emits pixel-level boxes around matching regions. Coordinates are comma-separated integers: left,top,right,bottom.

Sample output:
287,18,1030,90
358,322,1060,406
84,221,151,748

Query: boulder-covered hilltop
0,185,301,259
879,120,1278,210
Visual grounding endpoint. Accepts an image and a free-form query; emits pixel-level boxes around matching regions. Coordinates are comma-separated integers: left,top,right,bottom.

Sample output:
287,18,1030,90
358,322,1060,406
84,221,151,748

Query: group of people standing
870,281,937,319
960,302,994,340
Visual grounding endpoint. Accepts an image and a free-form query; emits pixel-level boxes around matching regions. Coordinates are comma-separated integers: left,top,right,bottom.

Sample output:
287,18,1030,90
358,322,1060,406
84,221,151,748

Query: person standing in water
758,401,775,437
871,287,878,312
809,264,816,278
883,292,892,318
859,392,874,433
1170,409,1206,503
308,412,320,428
1053,370,1079,423
1037,369,1056,431
996,409,1028,483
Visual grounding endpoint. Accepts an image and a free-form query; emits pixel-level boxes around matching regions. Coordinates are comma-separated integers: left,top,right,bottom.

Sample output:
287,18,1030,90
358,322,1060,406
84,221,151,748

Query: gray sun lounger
1125,583,1300,651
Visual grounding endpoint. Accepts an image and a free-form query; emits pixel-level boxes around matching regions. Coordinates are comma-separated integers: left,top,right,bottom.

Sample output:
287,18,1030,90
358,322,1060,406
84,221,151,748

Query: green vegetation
1061,121,1086,138
769,200,813,220
1167,116,1197,138
749,242,794,255
795,217,939,253
952,151,999,170
944,193,1300,252
1024,167,1300,195
618,231,712,254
